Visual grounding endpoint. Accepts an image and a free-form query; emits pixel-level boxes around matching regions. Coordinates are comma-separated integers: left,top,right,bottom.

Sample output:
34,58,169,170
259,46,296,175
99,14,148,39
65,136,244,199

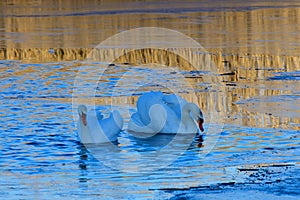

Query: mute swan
77,105,124,144
128,91,204,134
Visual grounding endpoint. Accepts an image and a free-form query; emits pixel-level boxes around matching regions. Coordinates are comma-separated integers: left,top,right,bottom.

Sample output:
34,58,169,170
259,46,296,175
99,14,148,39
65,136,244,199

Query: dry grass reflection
1,1,299,130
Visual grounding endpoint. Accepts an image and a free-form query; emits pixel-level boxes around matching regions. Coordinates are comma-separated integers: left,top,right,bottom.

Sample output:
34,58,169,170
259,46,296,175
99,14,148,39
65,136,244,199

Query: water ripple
0,61,299,199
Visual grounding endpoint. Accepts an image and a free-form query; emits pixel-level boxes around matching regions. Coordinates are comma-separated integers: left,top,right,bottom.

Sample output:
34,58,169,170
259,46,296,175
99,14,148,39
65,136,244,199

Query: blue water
0,60,299,199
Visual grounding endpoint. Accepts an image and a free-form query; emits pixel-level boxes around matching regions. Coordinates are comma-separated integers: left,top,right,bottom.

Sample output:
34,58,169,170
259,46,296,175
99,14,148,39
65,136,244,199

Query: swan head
78,105,87,126
186,103,204,132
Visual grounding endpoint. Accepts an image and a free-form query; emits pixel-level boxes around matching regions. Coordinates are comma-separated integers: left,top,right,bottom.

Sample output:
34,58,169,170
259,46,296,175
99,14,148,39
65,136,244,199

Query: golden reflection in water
1,1,299,130
71,59,299,131
0,2,300,55
2,51,299,130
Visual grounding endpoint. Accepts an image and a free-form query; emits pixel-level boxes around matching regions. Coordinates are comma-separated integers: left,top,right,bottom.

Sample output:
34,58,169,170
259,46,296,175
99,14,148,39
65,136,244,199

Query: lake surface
0,1,300,199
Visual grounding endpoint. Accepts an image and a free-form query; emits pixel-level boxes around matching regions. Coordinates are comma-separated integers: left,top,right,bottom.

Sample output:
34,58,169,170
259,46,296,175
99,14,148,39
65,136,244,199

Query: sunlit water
0,60,299,199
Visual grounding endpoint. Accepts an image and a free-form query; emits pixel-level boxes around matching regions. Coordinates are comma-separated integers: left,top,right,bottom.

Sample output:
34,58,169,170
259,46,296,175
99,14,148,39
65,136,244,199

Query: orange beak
81,113,87,126
198,119,204,132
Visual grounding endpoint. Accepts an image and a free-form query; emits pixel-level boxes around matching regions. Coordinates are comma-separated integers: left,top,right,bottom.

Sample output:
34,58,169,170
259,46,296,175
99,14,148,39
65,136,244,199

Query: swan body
128,91,204,134
77,105,124,144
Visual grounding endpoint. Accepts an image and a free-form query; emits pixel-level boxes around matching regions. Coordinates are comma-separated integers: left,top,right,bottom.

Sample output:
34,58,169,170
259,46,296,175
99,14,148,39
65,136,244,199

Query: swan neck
182,103,194,114
182,104,195,122
181,103,199,132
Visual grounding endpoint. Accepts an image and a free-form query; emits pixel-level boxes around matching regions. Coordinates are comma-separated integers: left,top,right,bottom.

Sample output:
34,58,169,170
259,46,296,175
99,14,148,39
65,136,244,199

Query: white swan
128,91,204,134
77,105,124,144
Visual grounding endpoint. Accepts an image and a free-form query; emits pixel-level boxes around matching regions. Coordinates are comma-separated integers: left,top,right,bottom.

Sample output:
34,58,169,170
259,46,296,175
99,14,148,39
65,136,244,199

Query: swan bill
198,118,204,132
